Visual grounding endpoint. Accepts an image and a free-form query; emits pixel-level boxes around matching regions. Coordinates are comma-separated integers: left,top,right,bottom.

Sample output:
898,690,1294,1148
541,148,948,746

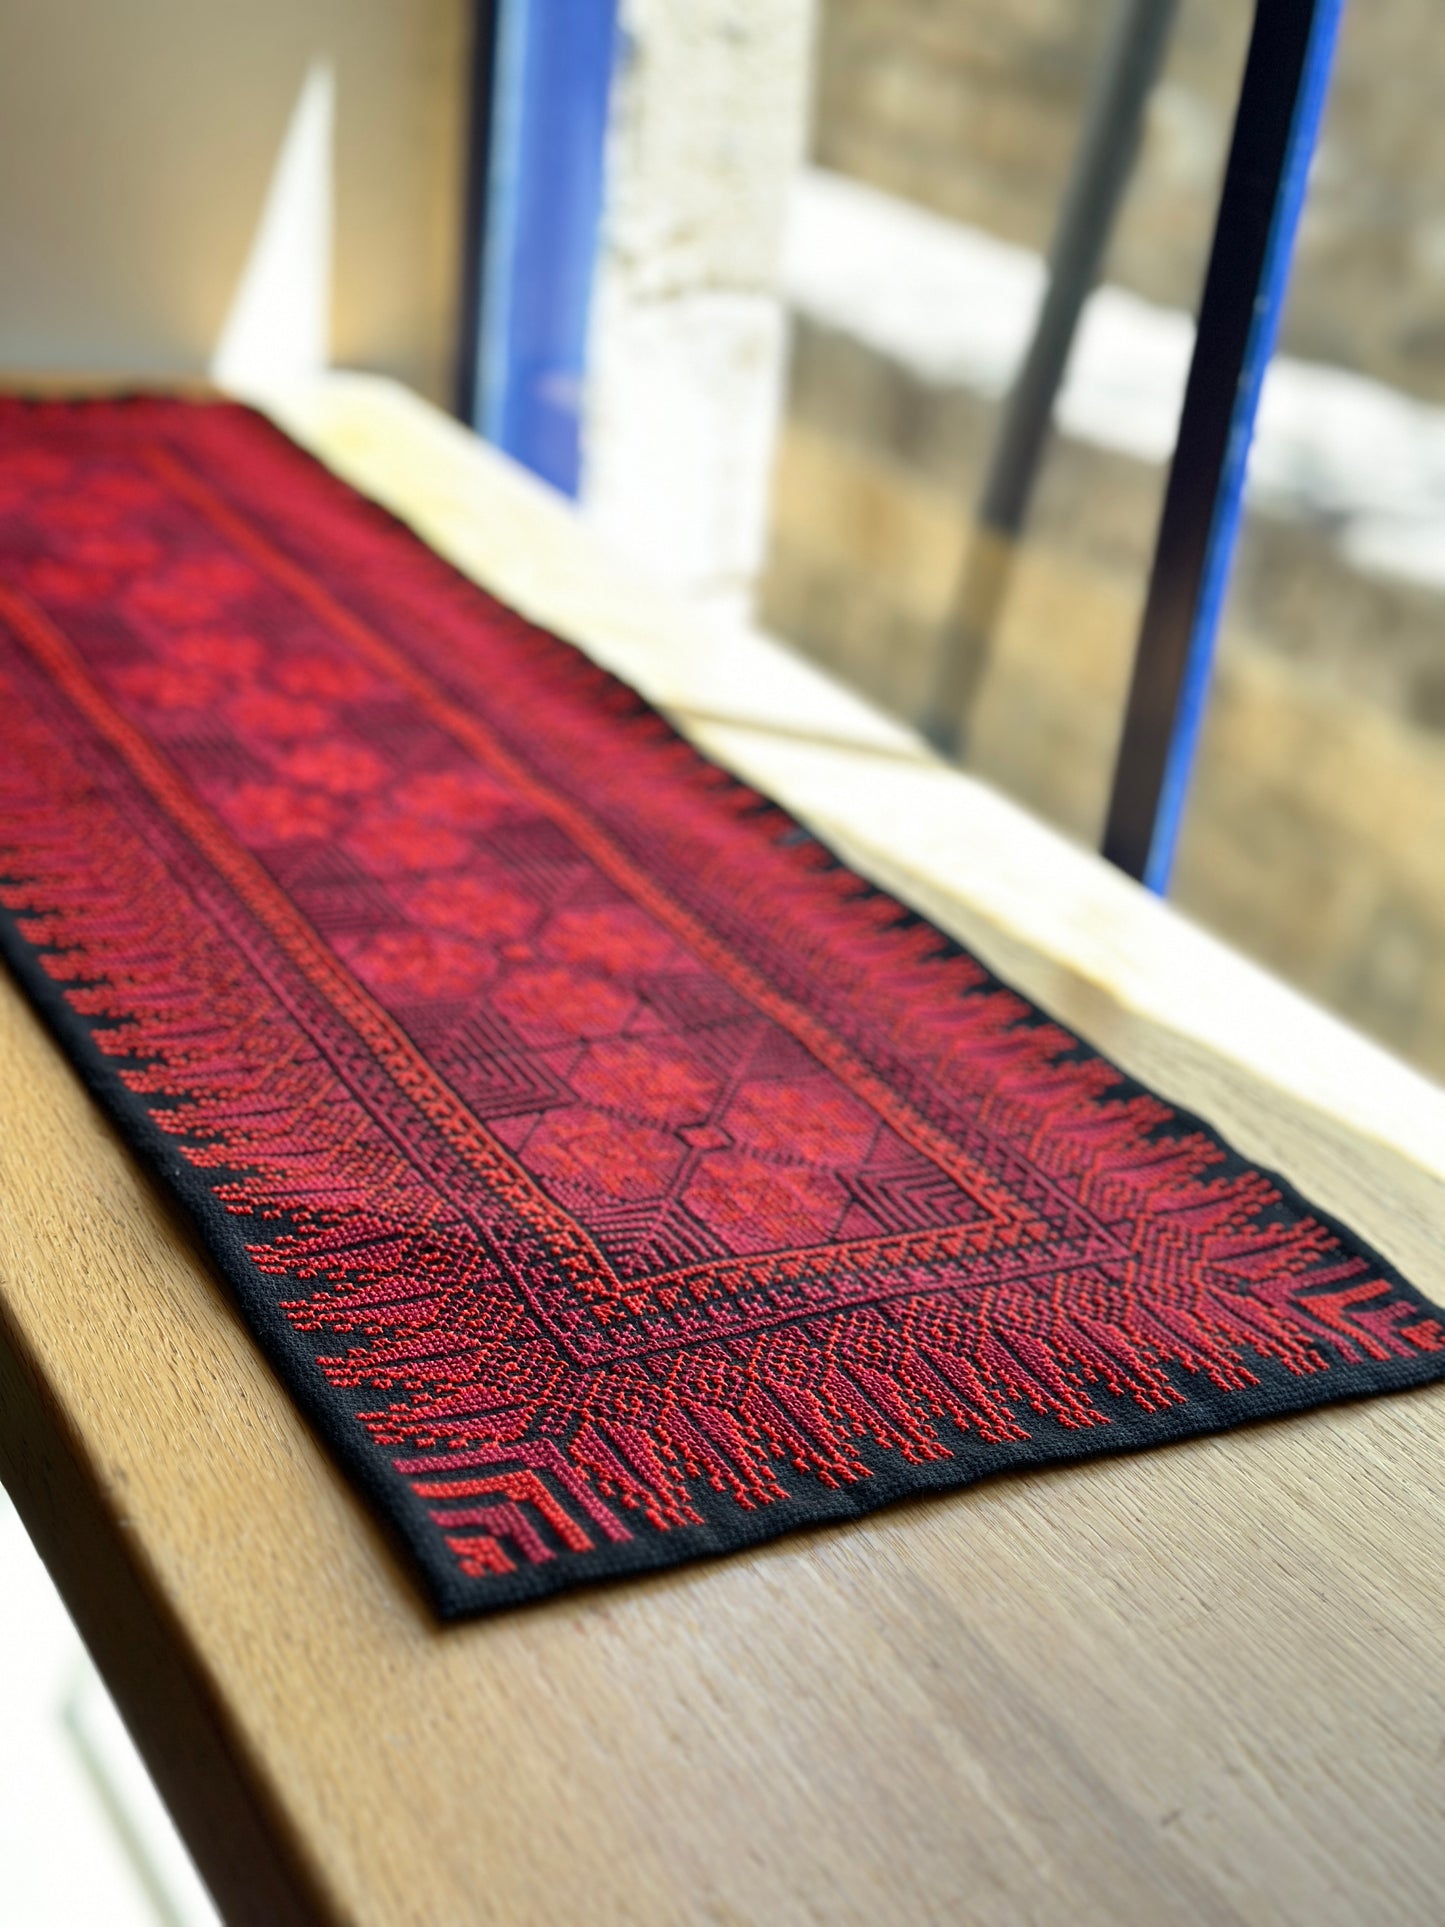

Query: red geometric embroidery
1,396,1441,1617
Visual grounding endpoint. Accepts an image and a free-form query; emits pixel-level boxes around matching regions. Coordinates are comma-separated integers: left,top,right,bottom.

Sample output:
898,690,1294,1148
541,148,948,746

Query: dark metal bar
921,0,1181,757
455,0,501,425
1102,0,1344,890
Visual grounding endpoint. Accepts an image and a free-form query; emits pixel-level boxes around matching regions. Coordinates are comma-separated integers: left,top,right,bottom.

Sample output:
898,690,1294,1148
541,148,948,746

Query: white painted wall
0,0,467,402
582,0,818,620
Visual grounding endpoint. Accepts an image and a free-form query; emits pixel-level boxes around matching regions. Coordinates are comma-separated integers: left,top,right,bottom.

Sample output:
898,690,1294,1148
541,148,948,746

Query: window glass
761,1,1444,1082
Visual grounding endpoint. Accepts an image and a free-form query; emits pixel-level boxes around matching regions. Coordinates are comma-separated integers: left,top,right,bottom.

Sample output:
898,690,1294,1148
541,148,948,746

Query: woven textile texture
1,398,1442,1618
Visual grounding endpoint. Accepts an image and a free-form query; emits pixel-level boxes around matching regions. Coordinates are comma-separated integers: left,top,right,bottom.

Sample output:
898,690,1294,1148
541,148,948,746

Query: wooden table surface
2,373,1443,1926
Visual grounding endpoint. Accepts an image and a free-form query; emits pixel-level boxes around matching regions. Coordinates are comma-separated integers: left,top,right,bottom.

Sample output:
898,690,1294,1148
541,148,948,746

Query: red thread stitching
1,397,1439,1594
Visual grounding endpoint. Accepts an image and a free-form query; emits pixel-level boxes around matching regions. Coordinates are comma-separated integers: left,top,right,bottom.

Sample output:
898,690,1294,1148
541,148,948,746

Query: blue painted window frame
458,0,619,498
1103,0,1345,889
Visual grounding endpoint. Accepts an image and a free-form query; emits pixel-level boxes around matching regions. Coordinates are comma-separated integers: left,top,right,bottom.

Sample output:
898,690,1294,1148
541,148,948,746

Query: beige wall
0,0,468,403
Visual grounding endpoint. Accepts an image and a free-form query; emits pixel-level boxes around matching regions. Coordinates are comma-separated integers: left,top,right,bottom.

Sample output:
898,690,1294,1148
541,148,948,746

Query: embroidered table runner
1,396,1441,1618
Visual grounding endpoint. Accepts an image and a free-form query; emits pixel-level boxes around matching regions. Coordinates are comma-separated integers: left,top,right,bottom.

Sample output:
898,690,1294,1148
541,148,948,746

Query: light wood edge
0,371,1441,1926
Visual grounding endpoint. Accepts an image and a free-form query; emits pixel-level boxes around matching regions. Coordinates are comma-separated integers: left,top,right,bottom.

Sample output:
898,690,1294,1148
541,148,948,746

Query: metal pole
1102,0,1344,891
921,0,1181,758
455,0,501,426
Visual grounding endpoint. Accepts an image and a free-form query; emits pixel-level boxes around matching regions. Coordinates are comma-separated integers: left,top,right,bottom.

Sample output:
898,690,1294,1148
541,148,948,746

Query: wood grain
2,373,1443,1925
